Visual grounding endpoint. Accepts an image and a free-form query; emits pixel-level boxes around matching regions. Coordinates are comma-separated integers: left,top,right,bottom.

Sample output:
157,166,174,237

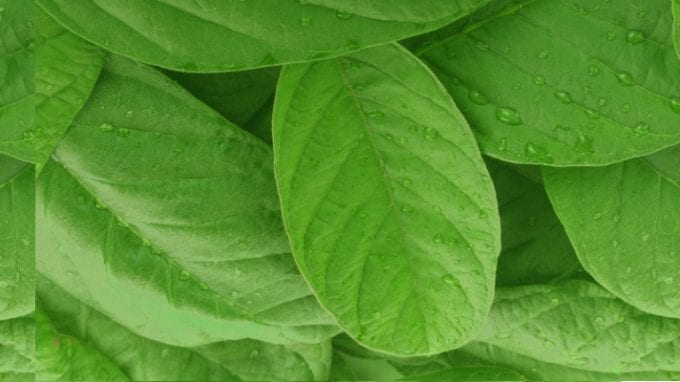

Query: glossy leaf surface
416,0,680,165
274,44,500,356
37,55,336,347
37,0,491,72
544,145,680,318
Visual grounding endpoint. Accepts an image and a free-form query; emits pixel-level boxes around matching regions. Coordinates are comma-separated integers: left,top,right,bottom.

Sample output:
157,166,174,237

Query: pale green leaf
0,315,34,382
0,155,34,320
416,0,680,165
34,9,105,171
0,0,35,162
273,43,500,356
477,279,680,374
36,0,491,72
487,159,584,286
37,55,337,347
37,278,332,381
543,144,680,317
398,365,526,381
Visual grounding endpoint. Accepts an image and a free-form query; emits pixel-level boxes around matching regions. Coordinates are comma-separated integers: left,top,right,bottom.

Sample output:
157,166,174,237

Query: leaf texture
34,9,105,171
0,155,34,320
37,278,332,381
0,315,35,381
477,279,680,374
36,0,491,72
273,43,500,356
36,55,337,348
543,144,680,318
674,0,680,60
416,0,680,165
0,0,35,162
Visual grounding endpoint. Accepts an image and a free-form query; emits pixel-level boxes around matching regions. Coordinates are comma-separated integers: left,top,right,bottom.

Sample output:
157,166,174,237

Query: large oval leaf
37,278,332,381
416,0,680,165
477,280,680,374
543,145,680,318
0,0,35,162
273,43,500,356
37,0,491,72
37,55,337,347
0,155,34,320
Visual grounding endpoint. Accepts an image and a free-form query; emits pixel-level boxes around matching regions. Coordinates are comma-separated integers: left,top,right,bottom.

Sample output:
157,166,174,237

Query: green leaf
36,55,337,347
449,342,680,381
674,0,680,60
0,315,35,382
168,67,279,126
0,0,35,162
543,144,680,318
37,278,332,381
487,160,584,286
0,155,34,320
398,365,526,381
416,0,680,165
36,0,492,72
273,43,500,356
34,8,105,171
477,279,680,374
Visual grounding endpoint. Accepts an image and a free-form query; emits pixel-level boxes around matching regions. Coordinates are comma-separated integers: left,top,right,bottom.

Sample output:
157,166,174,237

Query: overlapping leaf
36,0,491,72
544,144,680,318
274,43,500,356
37,55,337,348
37,278,332,381
415,0,680,165
0,315,35,381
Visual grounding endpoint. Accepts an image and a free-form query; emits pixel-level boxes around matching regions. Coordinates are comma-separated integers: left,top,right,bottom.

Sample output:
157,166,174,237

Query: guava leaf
34,8,104,171
543,144,680,318
416,0,680,165
0,155,34,320
0,315,35,382
0,0,35,162
273,43,500,356
36,0,491,72
37,278,332,381
486,160,584,286
478,279,680,374
37,55,337,348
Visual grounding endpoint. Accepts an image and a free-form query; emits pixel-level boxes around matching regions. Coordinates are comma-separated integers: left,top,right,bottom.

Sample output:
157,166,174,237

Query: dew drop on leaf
368,111,384,119
588,65,600,76
554,91,572,104
670,97,680,114
441,274,455,285
423,127,439,141
99,123,114,132
300,17,311,27
633,122,649,136
496,107,522,125
615,72,634,86
469,90,489,105
335,10,352,19
178,271,191,281
625,30,645,45
533,75,545,85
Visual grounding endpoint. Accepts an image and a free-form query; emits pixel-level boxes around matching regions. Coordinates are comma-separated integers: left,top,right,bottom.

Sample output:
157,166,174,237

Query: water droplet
335,10,352,19
125,110,134,118
117,128,130,137
637,10,647,19
99,123,114,132
592,212,602,220
475,41,489,51
615,72,634,86
612,215,620,223
663,277,674,285
588,65,600,77
371,311,382,319
423,127,439,141
441,274,456,285
554,91,572,104
469,90,489,105
621,103,631,113
533,75,545,85
408,125,418,133
670,97,680,113
433,233,444,244
574,134,593,153
22,131,36,141
249,350,259,358
399,136,407,145
641,233,650,241
625,30,645,45
597,97,607,107
497,138,508,151
537,49,549,59
300,17,311,26
496,107,522,125
401,204,413,213
179,271,191,281
383,133,393,141
633,122,649,136
368,111,384,119
612,240,619,248
606,32,617,41
524,143,553,163
402,178,412,187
